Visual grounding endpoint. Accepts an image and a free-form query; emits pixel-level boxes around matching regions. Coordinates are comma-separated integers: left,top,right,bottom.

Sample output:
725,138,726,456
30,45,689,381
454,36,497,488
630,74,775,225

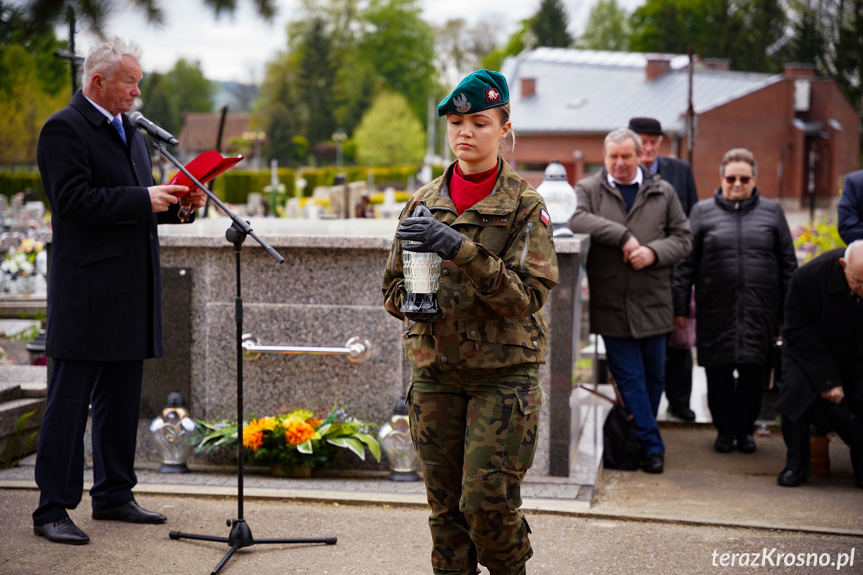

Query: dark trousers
704,364,765,437
665,347,693,411
603,334,667,456
33,358,143,525
781,398,863,482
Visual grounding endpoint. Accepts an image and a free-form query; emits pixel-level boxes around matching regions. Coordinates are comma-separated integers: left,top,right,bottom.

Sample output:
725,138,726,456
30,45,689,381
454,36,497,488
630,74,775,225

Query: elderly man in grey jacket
569,128,692,474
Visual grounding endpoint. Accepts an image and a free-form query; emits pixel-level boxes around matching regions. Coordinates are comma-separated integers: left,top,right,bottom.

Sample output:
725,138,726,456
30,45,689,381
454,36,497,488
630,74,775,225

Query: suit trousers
704,364,765,437
603,334,667,456
664,347,693,411
33,358,143,525
408,365,542,575
781,397,863,483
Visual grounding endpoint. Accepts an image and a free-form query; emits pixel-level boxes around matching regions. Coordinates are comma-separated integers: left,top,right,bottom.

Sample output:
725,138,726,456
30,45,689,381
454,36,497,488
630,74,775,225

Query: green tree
531,0,573,48
829,0,863,116
356,0,436,122
629,0,786,72
354,91,424,166
297,17,337,148
256,53,304,166
435,17,501,85
139,72,179,136
20,0,278,34
482,19,534,73
782,1,825,65
0,3,69,165
0,44,68,164
578,0,631,51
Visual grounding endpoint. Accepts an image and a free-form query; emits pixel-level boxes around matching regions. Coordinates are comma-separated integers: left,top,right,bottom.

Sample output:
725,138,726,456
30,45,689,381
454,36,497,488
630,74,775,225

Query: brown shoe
34,517,90,545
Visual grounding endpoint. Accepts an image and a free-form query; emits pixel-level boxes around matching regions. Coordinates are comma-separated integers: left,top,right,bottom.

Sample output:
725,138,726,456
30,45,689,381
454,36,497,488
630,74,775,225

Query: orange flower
243,421,264,451
307,418,323,428
284,419,315,445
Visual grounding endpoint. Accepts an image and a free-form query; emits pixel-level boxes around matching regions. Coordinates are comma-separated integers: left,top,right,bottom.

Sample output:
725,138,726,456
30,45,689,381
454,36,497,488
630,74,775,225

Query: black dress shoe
777,468,806,487
92,501,166,524
736,434,757,453
714,434,735,453
669,406,696,421
34,517,90,545
642,452,664,474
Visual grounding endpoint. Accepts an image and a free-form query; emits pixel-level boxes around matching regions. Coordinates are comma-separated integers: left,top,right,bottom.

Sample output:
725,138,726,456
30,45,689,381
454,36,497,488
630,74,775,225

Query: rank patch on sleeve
539,208,551,228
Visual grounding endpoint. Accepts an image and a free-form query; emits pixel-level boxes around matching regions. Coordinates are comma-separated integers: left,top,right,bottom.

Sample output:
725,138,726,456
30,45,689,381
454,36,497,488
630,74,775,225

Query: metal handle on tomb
241,334,372,364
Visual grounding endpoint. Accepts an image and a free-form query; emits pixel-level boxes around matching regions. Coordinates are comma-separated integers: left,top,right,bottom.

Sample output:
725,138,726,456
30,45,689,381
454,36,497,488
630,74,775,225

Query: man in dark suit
775,241,863,489
32,36,207,544
838,169,863,244
629,117,699,421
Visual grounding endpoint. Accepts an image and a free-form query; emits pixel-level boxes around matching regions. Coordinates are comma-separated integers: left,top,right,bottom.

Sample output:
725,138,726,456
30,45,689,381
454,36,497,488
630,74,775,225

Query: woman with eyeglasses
672,148,797,454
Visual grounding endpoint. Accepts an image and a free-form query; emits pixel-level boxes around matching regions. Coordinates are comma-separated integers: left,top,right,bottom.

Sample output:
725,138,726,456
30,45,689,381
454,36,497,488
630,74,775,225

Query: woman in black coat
673,148,797,453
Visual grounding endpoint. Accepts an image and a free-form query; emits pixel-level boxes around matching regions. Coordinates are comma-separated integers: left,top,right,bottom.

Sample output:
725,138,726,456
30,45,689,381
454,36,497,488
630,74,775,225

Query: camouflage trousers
408,365,546,575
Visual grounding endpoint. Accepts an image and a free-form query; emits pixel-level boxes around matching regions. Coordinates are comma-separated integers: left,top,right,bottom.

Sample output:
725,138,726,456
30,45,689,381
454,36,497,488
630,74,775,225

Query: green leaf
297,439,314,454
328,436,366,460
355,432,381,462
13,410,35,435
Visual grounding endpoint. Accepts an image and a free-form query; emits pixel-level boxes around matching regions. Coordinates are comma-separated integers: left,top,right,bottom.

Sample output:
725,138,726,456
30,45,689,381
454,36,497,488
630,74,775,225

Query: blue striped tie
111,116,126,145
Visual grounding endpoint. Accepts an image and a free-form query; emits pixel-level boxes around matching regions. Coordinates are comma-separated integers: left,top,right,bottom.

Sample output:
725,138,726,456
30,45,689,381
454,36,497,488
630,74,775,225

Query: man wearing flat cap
629,117,700,423
628,117,699,218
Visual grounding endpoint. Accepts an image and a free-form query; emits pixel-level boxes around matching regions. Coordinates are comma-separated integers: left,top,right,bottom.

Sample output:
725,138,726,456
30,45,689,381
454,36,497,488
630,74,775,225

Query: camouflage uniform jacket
383,158,559,371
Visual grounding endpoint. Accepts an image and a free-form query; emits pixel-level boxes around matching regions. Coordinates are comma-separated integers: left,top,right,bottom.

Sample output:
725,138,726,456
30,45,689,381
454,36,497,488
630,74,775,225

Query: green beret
437,69,509,117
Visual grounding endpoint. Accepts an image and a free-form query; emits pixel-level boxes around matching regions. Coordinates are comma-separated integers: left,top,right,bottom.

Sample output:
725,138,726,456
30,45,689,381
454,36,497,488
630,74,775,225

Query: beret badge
454,93,471,113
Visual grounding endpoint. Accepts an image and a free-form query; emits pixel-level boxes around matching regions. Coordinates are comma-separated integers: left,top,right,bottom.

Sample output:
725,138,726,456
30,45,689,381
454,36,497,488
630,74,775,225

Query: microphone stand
150,141,337,574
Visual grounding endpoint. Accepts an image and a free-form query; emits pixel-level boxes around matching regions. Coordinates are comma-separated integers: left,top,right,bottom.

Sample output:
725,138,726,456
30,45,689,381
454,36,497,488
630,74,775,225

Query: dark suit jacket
37,91,186,361
838,169,863,244
776,249,863,421
656,156,698,217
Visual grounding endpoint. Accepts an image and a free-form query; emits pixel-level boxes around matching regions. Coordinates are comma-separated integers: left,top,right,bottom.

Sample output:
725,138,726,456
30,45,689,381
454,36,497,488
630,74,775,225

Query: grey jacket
569,167,692,339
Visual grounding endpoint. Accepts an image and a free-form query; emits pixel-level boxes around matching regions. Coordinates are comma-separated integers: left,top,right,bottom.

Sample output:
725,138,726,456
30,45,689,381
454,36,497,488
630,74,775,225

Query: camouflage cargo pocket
402,321,440,368
507,385,547,472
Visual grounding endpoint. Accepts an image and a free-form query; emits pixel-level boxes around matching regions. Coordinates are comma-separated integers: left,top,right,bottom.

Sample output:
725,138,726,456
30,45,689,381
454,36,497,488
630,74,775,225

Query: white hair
604,128,642,155
83,36,141,91
844,239,863,264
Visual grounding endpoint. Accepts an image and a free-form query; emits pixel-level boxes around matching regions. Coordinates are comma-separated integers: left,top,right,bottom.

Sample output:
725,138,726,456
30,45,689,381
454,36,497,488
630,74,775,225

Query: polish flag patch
539,208,551,228
486,88,501,103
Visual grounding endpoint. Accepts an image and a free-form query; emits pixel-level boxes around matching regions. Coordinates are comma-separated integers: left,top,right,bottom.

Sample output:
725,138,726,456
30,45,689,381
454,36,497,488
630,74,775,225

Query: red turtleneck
450,163,498,215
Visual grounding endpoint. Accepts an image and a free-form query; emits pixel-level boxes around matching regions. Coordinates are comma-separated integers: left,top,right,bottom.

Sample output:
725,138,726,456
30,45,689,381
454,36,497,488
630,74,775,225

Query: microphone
128,111,179,147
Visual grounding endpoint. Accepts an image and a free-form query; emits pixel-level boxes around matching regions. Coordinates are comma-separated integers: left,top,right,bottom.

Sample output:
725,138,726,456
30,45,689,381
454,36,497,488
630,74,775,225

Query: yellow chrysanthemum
257,416,278,431
284,419,315,445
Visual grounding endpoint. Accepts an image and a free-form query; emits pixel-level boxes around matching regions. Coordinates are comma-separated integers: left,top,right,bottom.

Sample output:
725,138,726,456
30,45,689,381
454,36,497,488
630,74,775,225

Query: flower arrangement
195,397,381,471
1,238,42,278
792,214,845,262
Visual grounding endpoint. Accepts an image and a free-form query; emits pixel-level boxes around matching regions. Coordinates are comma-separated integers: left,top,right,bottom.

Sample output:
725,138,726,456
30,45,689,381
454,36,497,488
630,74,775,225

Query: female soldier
382,70,558,575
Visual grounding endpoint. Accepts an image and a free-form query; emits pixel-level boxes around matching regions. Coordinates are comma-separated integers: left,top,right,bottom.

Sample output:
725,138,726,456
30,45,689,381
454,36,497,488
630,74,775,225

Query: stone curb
3,480,860,539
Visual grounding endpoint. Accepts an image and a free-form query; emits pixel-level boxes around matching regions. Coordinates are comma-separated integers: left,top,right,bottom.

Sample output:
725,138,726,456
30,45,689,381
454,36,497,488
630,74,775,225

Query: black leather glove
396,217,463,261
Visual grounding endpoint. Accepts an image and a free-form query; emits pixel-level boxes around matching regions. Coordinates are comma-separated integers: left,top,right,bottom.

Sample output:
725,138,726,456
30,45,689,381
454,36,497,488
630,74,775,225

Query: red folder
168,151,244,197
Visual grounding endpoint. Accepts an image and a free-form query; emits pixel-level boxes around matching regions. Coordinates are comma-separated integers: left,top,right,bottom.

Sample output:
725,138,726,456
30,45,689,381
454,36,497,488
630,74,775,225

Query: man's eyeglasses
724,175,752,185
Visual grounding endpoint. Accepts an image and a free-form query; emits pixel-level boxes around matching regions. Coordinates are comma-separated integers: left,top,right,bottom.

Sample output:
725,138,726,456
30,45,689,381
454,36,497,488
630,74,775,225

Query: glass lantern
536,160,577,237
149,391,196,474
378,401,421,482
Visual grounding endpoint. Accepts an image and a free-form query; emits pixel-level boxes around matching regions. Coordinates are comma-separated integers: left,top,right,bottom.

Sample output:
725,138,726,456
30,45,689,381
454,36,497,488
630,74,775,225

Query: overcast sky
39,0,645,84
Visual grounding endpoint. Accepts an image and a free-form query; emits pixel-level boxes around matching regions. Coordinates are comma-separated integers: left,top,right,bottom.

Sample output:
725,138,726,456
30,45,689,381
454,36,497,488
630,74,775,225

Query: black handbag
580,383,641,471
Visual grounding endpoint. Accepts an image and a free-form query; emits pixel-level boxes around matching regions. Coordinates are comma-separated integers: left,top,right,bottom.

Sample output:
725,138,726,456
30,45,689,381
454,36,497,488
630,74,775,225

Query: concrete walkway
1,425,860,574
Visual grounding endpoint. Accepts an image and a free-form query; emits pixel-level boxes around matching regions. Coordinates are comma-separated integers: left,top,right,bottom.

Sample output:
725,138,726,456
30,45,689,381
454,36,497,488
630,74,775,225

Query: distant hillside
212,81,259,114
